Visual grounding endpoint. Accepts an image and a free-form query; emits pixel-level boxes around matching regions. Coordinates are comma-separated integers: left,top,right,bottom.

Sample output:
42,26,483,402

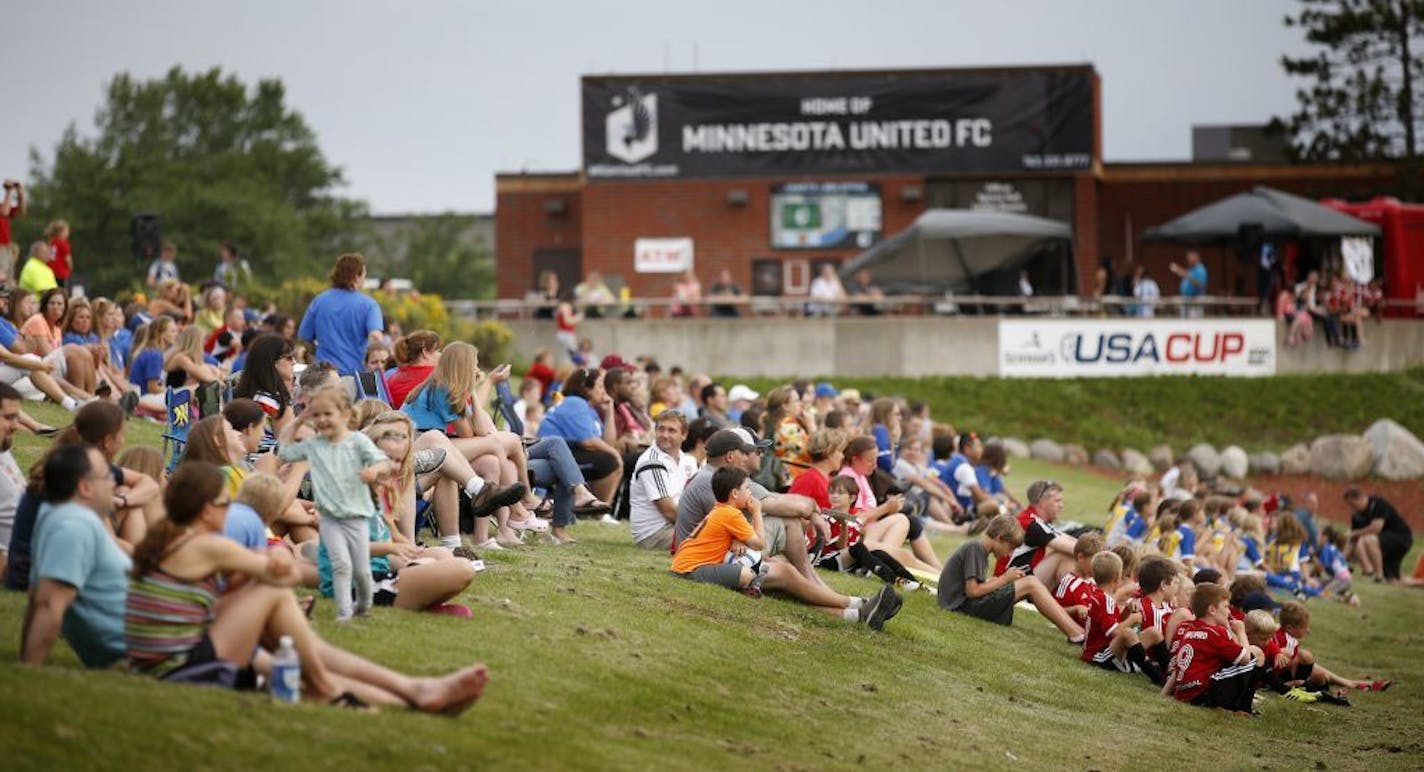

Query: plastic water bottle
270,635,301,704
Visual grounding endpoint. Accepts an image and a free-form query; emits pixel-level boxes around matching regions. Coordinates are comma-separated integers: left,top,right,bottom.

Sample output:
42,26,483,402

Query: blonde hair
363,410,416,491
44,219,68,239
1090,550,1124,585
350,398,390,430
116,445,164,483
92,297,123,335
165,325,207,367
1243,609,1279,640
408,341,480,411
236,472,286,519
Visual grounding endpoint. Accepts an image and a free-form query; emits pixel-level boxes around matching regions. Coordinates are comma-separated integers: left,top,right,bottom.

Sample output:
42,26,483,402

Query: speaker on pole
131,212,162,260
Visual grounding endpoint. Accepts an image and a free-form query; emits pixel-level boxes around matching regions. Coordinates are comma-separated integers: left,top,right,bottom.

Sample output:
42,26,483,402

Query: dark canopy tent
1142,185,1381,244
839,209,1074,294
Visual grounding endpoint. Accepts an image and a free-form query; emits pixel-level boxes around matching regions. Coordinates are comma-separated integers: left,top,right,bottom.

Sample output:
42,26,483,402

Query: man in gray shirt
676,428,824,584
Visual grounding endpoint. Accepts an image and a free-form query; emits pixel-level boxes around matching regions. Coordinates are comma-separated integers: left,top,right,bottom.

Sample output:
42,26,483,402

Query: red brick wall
494,176,582,299
577,175,926,297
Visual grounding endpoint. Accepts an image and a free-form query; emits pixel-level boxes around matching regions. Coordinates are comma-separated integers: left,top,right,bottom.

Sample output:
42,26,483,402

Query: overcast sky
3,1,1311,214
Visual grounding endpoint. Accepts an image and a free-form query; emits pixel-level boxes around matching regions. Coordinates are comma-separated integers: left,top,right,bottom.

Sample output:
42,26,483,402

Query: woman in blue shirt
537,366,622,506
402,342,544,548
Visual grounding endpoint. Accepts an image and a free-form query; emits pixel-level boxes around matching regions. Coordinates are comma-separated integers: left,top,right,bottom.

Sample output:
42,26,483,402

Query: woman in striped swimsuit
125,461,345,695
125,461,492,713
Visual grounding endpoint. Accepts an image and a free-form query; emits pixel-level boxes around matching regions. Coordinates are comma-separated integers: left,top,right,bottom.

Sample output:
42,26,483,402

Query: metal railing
444,294,1286,321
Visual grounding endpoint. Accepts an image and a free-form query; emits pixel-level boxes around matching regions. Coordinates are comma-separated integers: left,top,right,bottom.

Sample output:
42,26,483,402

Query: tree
370,213,495,300
1274,0,1424,173
21,67,369,294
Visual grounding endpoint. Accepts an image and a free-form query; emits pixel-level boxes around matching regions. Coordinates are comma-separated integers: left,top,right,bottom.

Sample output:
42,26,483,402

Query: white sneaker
599,514,620,525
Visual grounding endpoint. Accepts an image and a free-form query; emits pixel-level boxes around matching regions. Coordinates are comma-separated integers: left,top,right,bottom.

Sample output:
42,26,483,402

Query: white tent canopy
840,209,1072,293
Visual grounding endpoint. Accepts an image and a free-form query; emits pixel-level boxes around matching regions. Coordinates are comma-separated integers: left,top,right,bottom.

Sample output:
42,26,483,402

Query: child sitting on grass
1162,583,1264,712
671,466,903,631
937,514,1084,642
1053,532,1106,622
1272,601,1390,693
1079,551,1164,684
1316,525,1359,606
815,474,920,587
1135,557,1180,671
1263,513,1321,599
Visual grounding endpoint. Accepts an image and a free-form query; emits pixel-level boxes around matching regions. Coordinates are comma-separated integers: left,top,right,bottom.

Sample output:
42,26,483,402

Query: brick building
495,65,1399,304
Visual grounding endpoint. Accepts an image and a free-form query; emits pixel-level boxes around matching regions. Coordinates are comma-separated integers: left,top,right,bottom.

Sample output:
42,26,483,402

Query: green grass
739,369,1424,453
2,404,1422,770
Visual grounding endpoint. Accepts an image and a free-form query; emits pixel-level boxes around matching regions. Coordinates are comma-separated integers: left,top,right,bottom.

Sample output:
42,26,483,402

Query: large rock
1029,438,1064,463
1121,448,1154,476
1363,419,1424,480
1308,435,1374,481
1001,437,1031,460
1093,449,1122,470
1063,444,1089,466
1248,452,1281,475
1219,446,1249,479
1187,443,1221,477
1147,445,1175,471
1281,444,1310,475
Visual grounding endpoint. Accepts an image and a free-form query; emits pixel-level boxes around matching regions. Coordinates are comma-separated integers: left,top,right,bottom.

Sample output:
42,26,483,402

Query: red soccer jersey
994,505,1061,576
48,236,71,279
1054,573,1094,610
1169,618,1249,703
385,364,434,409
1079,585,1121,663
1269,628,1299,662
1139,594,1174,638
1228,605,1245,622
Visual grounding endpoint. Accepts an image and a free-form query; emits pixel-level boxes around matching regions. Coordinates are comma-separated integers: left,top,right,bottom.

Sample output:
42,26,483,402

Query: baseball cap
840,388,862,403
599,354,635,371
706,428,757,457
727,384,759,403
814,382,838,399
1240,590,1281,613
730,426,774,450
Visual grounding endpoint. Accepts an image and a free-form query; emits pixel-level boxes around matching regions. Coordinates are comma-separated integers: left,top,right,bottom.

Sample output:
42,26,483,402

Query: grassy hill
738,369,1424,454
1,404,1421,770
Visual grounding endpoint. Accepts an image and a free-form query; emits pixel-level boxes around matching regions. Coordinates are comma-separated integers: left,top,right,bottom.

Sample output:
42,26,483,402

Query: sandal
509,516,550,533
330,691,372,710
573,500,612,516
298,595,317,619
532,498,554,517
34,425,61,437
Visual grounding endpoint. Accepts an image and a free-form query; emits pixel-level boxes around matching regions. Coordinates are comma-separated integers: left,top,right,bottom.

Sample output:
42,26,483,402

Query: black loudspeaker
131,212,162,260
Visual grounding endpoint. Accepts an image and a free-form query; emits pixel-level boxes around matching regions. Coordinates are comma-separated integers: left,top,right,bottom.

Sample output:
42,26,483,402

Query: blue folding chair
163,387,195,473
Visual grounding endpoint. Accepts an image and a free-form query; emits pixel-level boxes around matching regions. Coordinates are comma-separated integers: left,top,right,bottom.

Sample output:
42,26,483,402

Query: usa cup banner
998,319,1277,378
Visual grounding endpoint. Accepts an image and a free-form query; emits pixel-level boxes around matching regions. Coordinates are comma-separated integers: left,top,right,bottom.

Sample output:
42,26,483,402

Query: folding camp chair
163,387,194,472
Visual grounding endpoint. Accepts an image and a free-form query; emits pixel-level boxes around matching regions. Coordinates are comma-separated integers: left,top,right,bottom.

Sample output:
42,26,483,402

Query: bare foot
413,664,489,716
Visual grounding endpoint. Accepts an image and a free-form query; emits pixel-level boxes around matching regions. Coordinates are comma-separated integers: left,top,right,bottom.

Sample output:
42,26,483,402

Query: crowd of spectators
0,225,1413,721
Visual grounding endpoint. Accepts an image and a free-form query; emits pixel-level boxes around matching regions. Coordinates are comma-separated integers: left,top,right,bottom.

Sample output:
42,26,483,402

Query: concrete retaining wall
500,317,1424,378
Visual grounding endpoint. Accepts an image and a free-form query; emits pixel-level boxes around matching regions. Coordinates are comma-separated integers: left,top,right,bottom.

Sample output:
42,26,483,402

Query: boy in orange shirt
671,466,902,631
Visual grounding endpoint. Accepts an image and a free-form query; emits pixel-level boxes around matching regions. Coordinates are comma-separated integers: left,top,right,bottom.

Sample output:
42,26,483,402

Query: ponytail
133,461,224,575
131,518,182,577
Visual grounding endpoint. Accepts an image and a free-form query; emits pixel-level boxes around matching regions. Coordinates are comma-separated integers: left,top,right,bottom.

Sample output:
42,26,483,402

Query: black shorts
572,445,620,482
162,634,257,690
1190,662,1257,712
955,583,1016,626
373,569,399,606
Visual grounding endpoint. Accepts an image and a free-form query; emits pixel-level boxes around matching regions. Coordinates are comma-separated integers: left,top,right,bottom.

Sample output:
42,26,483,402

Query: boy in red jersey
1135,556,1180,671
1080,551,1165,684
1053,532,1105,621
1162,583,1264,711
1272,601,1390,692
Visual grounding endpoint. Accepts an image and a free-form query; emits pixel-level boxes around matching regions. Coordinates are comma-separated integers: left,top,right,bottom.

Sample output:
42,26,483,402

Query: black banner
582,68,1094,179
